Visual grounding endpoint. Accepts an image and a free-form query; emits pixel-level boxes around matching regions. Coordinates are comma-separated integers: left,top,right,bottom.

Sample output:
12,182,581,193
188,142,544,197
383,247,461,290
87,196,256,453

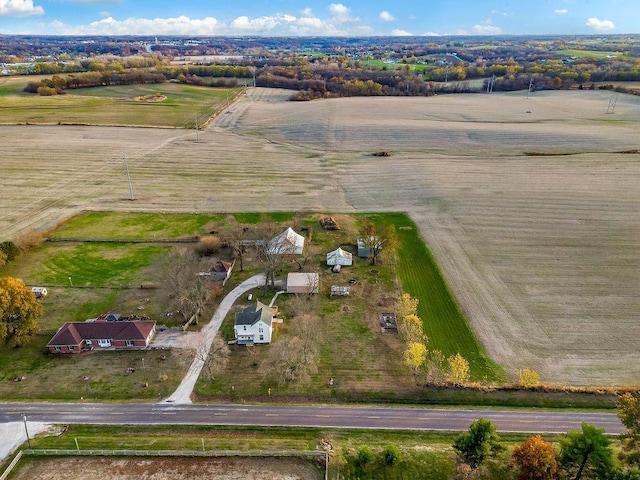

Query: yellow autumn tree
0,276,42,347
518,368,541,388
403,341,427,375
395,293,418,321
398,313,425,345
448,353,470,385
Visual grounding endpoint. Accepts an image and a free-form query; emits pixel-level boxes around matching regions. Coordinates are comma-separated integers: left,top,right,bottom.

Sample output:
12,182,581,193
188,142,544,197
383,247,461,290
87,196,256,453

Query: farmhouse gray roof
234,301,272,327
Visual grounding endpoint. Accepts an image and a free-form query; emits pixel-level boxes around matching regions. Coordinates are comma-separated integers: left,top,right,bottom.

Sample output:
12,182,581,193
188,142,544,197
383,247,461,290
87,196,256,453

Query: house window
98,339,111,347
259,335,264,341
259,327,263,333
85,340,92,346
243,325,246,331
68,345,75,351
125,340,134,347
54,346,61,352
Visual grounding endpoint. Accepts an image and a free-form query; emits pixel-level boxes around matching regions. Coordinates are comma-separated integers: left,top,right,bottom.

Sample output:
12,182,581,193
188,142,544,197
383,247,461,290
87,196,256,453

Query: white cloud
328,3,357,23
0,0,44,17
72,16,220,35
422,31,440,36
491,10,511,17
379,11,396,22
301,7,313,16
585,17,615,31
54,13,354,36
391,28,412,36
472,20,501,35
554,8,568,14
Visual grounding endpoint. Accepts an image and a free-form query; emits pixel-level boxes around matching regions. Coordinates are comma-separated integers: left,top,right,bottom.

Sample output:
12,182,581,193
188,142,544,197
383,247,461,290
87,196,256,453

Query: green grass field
0,80,243,127
387,213,503,381
3,243,170,289
556,49,621,59
50,211,222,240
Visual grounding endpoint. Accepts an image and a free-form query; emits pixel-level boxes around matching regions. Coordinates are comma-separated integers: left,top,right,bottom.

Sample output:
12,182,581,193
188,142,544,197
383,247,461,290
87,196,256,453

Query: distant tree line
24,70,166,95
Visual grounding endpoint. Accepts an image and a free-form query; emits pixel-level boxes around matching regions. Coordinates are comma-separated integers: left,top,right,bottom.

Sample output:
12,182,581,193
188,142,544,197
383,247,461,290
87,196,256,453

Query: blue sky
0,0,638,36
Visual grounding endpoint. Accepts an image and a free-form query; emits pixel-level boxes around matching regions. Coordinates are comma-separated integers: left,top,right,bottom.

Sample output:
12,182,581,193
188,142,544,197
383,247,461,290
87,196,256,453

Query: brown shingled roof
47,320,155,347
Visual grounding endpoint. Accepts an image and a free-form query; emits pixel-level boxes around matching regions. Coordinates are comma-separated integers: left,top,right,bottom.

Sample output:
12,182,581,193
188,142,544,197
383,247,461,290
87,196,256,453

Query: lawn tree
158,248,212,326
257,227,300,294
357,219,398,266
226,225,250,272
200,336,230,382
448,353,471,385
559,423,614,480
267,312,320,386
618,392,640,469
511,435,560,480
0,277,42,347
453,417,504,469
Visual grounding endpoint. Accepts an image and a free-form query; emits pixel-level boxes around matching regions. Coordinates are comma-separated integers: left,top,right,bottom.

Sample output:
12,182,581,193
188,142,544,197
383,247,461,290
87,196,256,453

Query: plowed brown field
11,456,321,479
2,88,639,386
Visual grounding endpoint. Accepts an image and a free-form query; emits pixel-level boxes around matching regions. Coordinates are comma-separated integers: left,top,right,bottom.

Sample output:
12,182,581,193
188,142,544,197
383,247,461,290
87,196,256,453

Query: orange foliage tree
0,277,42,347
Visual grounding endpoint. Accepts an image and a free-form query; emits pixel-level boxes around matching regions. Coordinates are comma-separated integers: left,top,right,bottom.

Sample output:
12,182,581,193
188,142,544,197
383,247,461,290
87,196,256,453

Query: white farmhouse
234,301,273,345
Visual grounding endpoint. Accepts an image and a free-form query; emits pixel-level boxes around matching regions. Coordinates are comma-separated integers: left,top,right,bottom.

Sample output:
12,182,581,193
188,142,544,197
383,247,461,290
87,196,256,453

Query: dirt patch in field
134,93,167,102
13,456,322,480
2,88,640,386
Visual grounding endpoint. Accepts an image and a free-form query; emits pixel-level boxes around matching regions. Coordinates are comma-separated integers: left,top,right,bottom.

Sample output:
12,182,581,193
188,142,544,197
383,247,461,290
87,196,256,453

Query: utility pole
142,357,148,388
527,77,534,99
124,152,135,201
22,413,31,448
195,114,199,143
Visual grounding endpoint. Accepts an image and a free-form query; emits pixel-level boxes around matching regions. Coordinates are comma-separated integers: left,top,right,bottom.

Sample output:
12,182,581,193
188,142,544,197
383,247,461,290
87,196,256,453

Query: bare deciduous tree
267,312,320,386
157,247,212,327
225,225,251,272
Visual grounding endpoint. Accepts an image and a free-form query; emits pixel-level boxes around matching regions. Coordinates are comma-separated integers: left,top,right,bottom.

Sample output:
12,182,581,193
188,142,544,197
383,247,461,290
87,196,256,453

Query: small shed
268,227,305,255
326,247,353,267
287,272,319,294
357,236,379,258
210,259,233,284
31,286,48,298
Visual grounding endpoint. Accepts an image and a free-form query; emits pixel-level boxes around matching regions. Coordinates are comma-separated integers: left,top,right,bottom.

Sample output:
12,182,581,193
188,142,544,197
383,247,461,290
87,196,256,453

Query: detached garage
287,272,319,294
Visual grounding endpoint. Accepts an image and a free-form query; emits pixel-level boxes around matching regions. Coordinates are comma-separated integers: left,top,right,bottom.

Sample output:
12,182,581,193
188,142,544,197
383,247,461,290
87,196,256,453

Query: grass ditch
7,424,585,480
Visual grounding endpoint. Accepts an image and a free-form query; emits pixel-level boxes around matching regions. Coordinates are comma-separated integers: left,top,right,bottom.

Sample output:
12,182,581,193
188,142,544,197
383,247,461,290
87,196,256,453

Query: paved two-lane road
0,402,624,434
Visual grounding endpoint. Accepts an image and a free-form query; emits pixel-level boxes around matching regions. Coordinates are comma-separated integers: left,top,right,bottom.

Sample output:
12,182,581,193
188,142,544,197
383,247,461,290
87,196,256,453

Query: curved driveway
164,274,265,404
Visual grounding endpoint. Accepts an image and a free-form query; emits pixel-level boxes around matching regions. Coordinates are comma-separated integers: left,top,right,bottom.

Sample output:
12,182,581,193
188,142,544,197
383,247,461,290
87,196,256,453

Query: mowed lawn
0,81,243,127
50,211,222,240
4,243,170,289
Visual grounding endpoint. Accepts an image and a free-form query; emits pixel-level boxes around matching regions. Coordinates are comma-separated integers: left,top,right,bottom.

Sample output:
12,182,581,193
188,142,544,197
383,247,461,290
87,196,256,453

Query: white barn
267,227,305,255
326,247,353,266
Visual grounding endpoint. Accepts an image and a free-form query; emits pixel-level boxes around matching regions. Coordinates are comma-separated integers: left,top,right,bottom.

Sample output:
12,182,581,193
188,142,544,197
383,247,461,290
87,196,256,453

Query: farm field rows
1,88,639,385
